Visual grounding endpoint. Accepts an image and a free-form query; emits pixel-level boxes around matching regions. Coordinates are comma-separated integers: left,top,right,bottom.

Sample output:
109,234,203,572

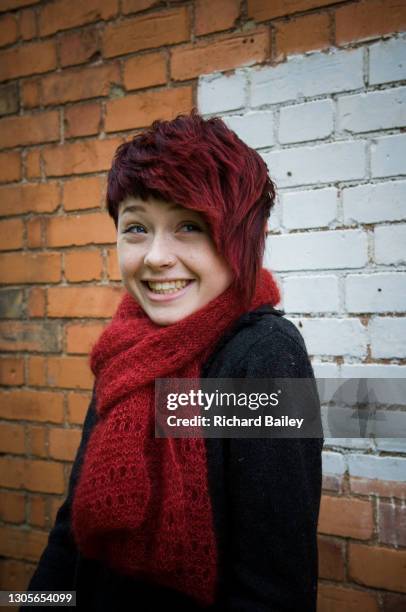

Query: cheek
117,245,142,274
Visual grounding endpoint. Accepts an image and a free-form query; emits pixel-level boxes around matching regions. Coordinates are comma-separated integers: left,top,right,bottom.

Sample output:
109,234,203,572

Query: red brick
27,355,46,386
43,137,122,177
0,111,59,150
25,149,41,178
21,78,41,109
49,496,64,526
123,51,167,91
378,500,406,547
0,320,61,353
64,249,103,282
0,558,35,591
65,321,106,354
0,390,64,423
318,535,346,581
26,217,43,249
105,86,193,132
247,0,347,21
19,8,36,40
0,14,18,48
318,495,374,540
0,0,40,10
46,211,115,247
171,28,269,81
382,593,406,612
0,457,65,493
0,357,24,386
0,81,19,115
47,356,93,390
336,0,406,45
39,0,118,36
0,183,60,215
27,425,47,458
107,247,121,280
122,0,159,14
349,543,406,593
0,218,24,251
0,525,49,562
351,476,406,500
27,288,46,318
47,286,123,318
195,0,240,36
0,491,25,524
28,495,46,527
62,176,103,211
0,252,61,284
0,289,24,319
103,6,189,58
0,41,56,81
41,63,120,106
0,422,25,454
59,27,100,68
64,102,101,138
275,12,331,60
318,584,379,612
67,391,92,424
49,427,82,461
0,151,21,184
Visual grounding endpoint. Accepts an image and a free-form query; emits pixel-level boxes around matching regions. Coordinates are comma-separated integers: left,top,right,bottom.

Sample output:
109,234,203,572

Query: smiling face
116,195,234,326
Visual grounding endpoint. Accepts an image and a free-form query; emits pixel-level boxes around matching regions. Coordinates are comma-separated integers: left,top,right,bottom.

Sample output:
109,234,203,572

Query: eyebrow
120,203,185,216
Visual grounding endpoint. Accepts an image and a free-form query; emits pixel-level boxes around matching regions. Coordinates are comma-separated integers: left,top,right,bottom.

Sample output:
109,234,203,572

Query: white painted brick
371,133,406,178
198,71,246,114
375,438,406,453
369,36,406,85
262,140,366,188
341,363,406,378
343,180,406,224
345,273,406,313
283,275,339,313
372,411,406,445
279,99,334,144
348,453,406,482
322,450,346,475
268,199,281,232
250,47,363,106
223,111,274,149
324,436,373,451
287,317,367,357
337,87,406,134
370,317,406,358
312,362,340,377
281,187,337,229
265,229,368,271
374,224,406,265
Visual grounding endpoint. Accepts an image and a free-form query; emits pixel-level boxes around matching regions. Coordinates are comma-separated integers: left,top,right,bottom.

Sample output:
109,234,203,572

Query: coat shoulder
202,305,310,378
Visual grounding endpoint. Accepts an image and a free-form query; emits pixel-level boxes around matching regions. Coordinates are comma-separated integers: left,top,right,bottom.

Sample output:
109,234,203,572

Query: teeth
147,280,190,294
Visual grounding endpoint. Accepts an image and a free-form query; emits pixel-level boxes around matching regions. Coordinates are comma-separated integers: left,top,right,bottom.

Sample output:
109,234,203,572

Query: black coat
22,304,323,611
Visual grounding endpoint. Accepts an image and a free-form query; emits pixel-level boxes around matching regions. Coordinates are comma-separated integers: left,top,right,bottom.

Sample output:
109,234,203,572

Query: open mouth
142,279,194,296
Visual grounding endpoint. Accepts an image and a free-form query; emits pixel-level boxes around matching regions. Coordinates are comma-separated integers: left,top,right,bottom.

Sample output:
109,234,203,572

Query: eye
179,222,202,232
124,224,146,234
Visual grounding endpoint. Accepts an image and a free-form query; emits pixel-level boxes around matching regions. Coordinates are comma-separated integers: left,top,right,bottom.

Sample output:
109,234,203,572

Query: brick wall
0,1,405,609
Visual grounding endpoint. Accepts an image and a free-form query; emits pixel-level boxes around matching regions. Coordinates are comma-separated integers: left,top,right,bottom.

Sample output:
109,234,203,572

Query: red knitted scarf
71,268,280,606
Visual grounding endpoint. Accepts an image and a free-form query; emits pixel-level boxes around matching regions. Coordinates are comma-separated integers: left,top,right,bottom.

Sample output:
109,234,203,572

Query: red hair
106,108,277,308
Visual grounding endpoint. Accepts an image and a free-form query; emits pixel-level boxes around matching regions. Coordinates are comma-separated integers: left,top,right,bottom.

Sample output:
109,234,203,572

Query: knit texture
71,269,280,606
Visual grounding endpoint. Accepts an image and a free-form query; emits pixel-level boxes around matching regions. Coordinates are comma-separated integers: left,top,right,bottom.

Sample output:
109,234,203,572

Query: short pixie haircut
107,108,276,308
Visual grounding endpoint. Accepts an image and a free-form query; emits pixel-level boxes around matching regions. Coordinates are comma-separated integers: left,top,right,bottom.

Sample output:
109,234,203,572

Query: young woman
23,110,323,611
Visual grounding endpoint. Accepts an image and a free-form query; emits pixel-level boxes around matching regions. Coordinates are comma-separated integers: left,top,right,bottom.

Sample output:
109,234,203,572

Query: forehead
118,196,202,218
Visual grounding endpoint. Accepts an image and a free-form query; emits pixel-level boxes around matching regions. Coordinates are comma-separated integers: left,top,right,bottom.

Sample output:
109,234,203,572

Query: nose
143,233,176,269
